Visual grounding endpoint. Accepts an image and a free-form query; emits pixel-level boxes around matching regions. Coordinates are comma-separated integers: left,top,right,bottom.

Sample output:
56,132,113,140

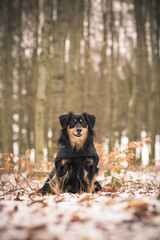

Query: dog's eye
81,120,87,127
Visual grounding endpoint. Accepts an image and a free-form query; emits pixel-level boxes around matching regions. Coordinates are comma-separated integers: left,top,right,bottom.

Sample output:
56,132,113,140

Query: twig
0,188,24,197
17,172,33,191
13,171,30,193
4,154,33,191
13,180,30,193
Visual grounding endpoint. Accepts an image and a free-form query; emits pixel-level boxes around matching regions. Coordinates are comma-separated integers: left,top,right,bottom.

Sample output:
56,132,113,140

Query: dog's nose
77,128,82,134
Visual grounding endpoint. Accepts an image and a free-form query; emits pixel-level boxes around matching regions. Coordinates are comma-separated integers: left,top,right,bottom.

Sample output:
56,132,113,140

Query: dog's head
59,112,95,149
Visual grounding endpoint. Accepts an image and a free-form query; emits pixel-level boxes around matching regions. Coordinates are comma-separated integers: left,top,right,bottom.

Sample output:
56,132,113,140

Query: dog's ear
83,112,96,129
59,113,70,129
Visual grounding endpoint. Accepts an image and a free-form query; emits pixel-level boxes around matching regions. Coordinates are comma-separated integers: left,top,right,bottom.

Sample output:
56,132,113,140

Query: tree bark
148,0,159,162
96,0,107,143
47,0,68,159
128,0,144,142
17,0,25,157
26,1,39,151
1,0,13,159
35,0,52,164
83,0,91,111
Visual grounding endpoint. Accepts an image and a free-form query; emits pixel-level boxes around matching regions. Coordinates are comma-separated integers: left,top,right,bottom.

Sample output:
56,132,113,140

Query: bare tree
1,0,13,159
35,0,52,164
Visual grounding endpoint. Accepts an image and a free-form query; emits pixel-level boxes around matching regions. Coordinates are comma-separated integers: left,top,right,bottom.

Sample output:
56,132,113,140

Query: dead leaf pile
1,168,160,240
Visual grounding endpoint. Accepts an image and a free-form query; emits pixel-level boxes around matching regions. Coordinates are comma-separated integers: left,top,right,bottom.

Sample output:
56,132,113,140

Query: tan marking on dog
87,173,98,193
48,175,61,195
83,169,89,185
61,159,70,166
56,168,72,193
89,175,97,193
48,168,72,194
82,169,98,193
87,158,93,166
67,126,88,150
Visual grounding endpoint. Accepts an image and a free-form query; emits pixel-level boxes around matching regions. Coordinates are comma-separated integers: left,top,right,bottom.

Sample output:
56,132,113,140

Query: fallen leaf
105,199,116,205
103,185,119,193
126,200,148,211
27,224,47,232
79,195,95,203
111,193,121,199
143,137,152,143
70,214,88,223
55,196,65,203
30,199,47,207
139,191,143,194
26,149,31,157
14,195,23,201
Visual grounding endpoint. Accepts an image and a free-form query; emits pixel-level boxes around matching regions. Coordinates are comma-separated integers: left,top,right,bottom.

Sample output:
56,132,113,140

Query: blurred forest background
0,0,160,166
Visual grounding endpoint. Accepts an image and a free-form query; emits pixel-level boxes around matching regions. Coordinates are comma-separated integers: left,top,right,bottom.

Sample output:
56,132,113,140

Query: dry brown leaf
29,191,37,197
126,200,148,210
111,193,121,199
79,195,95,203
126,200,149,218
27,224,47,232
55,196,65,203
139,191,143,194
103,185,119,193
14,195,23,201
143,137,152,143
70,214,88,223
99,187,109,192
105,199,116,205
30,199,47,207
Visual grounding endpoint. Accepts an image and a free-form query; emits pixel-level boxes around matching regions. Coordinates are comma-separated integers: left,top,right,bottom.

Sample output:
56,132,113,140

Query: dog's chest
70,157,87,172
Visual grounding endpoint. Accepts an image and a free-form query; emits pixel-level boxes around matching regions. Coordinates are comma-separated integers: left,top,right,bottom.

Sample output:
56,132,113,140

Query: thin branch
16,171,33,191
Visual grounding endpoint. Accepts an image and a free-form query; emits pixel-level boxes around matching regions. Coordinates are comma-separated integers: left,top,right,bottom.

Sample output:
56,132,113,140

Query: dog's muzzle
72,123,84,137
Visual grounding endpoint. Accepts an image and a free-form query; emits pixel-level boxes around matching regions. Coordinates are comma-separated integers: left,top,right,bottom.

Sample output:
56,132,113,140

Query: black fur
38,112,102,195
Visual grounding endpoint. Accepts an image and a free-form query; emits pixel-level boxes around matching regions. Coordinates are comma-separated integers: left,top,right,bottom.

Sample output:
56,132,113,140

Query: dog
38,112,102,195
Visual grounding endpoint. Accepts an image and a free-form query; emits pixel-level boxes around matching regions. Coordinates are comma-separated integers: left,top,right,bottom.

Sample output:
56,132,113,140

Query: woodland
0,0,160,164
0,0,160,240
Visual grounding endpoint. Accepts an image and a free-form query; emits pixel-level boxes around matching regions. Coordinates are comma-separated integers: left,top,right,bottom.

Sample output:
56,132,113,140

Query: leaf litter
1,167,160,240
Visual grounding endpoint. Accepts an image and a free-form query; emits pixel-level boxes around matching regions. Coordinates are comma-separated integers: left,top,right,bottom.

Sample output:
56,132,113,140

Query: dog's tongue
77,133,81,137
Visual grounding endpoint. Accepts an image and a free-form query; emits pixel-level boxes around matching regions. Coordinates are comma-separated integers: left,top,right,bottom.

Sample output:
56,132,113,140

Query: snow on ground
1,168,160,240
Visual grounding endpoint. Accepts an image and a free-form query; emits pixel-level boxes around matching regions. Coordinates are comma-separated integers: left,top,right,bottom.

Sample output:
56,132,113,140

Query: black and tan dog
38,112,102,195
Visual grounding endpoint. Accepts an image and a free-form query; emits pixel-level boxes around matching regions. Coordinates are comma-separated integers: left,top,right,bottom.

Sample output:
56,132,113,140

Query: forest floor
1,167,160,240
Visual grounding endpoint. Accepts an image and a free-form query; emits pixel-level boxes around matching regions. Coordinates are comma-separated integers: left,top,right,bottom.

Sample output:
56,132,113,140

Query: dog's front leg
37,168,56,195
37,159,71,195
86,157,102,192
55,159,72,192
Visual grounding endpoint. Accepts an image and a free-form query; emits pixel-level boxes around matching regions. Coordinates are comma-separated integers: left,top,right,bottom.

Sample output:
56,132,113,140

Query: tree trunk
47,0,68,159
83,0,91,111
128,0,144,142
127,74,139,141
26,1,39,151
35,0,52,164
1,0,13,160
148,0,159,163
18,0,25,157
96,0,107,143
